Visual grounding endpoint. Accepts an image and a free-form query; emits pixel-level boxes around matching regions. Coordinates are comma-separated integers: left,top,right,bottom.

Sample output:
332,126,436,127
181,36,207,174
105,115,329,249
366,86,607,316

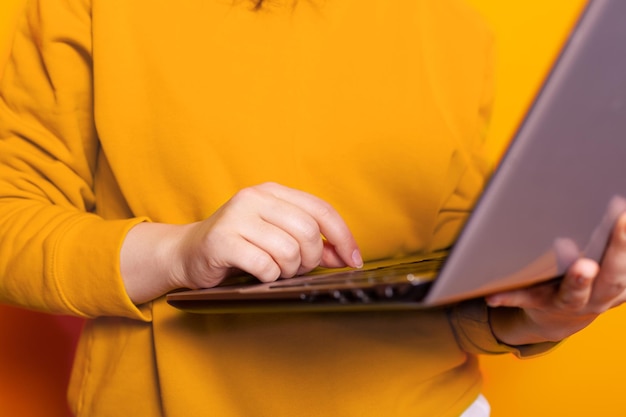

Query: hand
121,183,363,304
174,182,363,288
486,213,626,346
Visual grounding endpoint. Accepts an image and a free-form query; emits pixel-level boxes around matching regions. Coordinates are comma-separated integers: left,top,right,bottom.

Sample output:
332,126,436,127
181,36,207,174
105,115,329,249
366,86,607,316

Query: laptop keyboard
267,257,445,304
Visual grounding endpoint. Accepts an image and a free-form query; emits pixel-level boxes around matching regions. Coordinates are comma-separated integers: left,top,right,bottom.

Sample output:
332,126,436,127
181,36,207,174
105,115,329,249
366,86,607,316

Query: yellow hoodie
0,0,544,416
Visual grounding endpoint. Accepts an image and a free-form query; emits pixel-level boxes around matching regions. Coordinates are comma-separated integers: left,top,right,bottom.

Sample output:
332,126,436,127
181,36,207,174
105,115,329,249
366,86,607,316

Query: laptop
167,0,626,314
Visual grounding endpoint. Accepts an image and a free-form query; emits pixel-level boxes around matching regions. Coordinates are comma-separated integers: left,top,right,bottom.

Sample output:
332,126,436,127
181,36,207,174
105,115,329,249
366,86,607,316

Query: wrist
120,222,191,305
488,306,560,346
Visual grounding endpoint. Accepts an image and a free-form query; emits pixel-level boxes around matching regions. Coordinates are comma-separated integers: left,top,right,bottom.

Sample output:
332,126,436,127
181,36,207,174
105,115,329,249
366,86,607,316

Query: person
0,0,625,416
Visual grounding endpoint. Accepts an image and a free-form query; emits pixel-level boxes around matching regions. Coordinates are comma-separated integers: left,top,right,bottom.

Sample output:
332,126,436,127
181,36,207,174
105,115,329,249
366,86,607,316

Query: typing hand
122,182,363,304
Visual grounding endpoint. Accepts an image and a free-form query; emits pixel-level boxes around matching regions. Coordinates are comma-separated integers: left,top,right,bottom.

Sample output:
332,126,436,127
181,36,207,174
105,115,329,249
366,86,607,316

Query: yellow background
1,0,625,416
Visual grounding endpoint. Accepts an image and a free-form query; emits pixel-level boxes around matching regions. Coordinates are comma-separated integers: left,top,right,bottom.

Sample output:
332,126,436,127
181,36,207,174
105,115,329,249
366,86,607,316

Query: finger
554,258,597,310
319,239,349,269
485,282,558,309
255,197,325,274
206,236,282,285
591,213,626,305
240,219,311,278
228,185,325,274
259,182,363,268
233,244,281,283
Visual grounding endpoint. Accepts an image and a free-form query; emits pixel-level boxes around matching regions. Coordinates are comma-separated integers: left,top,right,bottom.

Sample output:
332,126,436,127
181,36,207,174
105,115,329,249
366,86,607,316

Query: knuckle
313,200,334,220
597,281,626,302
275,240,301,264
255,182,282,197
558,295,587,311
232,186,262,203
297,259,319,275
249,253,280,282
258,181,279,190
609,280,626,294
299,246,323,270
298,219,322,243
277,253,302,279
558,283,591,310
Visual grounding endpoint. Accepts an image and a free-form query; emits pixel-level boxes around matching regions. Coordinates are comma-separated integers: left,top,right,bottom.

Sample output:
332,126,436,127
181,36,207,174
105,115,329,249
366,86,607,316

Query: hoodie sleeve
0,0,150,320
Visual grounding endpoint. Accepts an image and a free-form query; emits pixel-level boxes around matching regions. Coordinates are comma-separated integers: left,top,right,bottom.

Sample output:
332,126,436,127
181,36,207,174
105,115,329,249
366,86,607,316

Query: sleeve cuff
51,214,152,321
447,298,560,358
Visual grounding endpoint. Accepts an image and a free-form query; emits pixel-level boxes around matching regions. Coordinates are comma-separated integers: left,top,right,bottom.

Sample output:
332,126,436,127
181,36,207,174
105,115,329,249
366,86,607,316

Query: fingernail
575,273,590,286
574,269,595,287
352,249,363,268
486,296,501,307
576,260,598,283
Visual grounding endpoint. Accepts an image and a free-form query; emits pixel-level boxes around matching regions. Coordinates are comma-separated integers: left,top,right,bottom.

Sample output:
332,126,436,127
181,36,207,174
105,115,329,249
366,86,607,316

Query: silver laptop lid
425,0,626,305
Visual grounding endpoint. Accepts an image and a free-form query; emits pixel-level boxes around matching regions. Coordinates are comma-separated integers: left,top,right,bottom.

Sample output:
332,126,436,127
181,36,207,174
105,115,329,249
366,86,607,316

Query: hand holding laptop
487,213,626,346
